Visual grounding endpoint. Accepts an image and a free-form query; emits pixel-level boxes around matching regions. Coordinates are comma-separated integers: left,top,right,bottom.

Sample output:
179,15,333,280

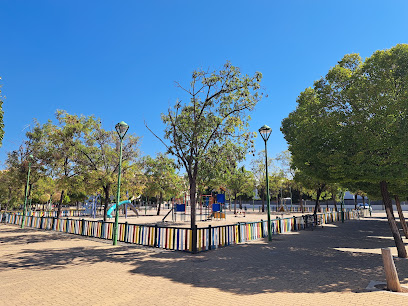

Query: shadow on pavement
1,218,407,294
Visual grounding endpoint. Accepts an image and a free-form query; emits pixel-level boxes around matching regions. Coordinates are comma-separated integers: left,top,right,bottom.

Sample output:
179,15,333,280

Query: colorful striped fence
0,209,358,253
27,210,94,218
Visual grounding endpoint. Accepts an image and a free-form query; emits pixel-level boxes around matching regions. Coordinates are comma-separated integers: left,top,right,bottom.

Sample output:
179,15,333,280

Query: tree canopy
149,62,263,252
281,44,408,257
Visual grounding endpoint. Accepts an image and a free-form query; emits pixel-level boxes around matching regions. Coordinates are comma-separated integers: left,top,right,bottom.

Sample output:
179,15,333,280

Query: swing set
201,193,226,220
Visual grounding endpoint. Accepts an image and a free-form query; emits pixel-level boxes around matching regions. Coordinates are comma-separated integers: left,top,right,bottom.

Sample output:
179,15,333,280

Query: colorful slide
107,200,131,218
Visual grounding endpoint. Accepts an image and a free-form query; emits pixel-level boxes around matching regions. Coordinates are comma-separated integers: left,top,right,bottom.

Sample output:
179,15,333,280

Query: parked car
357,203,371,210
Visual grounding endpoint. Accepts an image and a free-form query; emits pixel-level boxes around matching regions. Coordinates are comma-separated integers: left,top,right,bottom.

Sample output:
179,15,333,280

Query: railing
1,209,358,253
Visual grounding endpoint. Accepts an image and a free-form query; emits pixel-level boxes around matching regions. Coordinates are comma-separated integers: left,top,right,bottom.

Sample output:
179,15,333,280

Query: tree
143,154,182,215
250,151,276,212
76,116,141,221
4,144,45,211
148,62,263,252
282,45,408,257
227,166,253,214
0,169,22,211
25,111,96,218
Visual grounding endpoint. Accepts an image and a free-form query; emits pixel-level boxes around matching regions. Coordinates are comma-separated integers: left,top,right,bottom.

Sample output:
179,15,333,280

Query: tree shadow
1,219,407,294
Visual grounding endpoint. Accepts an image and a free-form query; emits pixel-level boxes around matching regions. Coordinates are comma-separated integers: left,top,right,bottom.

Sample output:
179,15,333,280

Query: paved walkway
1,214,408,305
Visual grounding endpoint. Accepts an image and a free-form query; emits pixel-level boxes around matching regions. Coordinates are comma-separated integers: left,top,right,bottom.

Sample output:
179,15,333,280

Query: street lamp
113,121,129,245
259,125,272,241
21,154,33,229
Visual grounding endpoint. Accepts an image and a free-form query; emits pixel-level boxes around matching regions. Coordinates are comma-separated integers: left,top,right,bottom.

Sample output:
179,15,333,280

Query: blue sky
1,0,407,168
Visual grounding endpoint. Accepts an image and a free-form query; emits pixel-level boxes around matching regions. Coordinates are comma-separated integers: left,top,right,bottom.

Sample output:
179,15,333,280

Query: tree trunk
6,187,12,212
157,192,162,216
57,190,64,219
313,188,322,214
189,177,197,253
354,193,358,210
380,181,407,258
234,192,237,214
103,184,110,222
332,193,338,211
261,188,265,212
239,195,242,209
300,191,304,213
395,195,408,239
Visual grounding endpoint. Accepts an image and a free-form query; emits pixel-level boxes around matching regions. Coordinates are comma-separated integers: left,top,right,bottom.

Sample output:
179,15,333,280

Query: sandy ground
75,207,343,228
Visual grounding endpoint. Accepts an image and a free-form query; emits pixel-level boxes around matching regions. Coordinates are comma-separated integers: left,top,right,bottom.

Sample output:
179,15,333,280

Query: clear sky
1,0,407,168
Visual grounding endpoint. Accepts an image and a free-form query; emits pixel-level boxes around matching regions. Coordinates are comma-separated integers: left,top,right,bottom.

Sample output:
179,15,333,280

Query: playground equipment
168,198,187,222
107,200,132,218
83,195,101,217
277,197,291,212
202,193,226,220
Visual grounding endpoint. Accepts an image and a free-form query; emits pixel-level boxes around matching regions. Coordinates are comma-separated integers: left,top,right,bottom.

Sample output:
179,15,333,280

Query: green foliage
155,62,263,229
227,166,254,199
143,153,182,200
282,44,408,198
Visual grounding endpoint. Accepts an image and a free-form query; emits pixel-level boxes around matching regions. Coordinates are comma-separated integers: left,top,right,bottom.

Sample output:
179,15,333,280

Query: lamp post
21,155,33,229
113,121,129,245
259,125,272,241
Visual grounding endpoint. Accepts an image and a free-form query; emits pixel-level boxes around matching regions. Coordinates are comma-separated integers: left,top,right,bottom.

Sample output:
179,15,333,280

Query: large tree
148,62,263,252
26,111,95,218
282,44,408,257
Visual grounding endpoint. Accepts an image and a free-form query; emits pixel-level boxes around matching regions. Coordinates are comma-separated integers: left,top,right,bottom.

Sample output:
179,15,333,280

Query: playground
1,212,408,305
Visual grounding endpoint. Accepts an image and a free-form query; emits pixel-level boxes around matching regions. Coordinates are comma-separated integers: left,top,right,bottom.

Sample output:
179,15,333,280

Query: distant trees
3,110,143,219
143,154,183,215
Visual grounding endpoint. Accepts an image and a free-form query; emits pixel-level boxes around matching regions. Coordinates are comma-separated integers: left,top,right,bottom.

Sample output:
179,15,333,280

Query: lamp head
258,124,272,141
115,121,129,139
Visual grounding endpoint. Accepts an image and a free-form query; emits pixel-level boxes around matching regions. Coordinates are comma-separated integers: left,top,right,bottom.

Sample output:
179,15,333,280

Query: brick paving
1,213,408,305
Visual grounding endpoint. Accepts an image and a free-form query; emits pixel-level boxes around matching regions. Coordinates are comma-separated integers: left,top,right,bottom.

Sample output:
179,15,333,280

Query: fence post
381,248,402,292
154,224,158,247
101,220,105,238
260,219,264,237
208,225,212,250
293,216,297,231
81,219,85,236
124,222,128,242
40,216,44,229
191,225,198,254
238,222,241,243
